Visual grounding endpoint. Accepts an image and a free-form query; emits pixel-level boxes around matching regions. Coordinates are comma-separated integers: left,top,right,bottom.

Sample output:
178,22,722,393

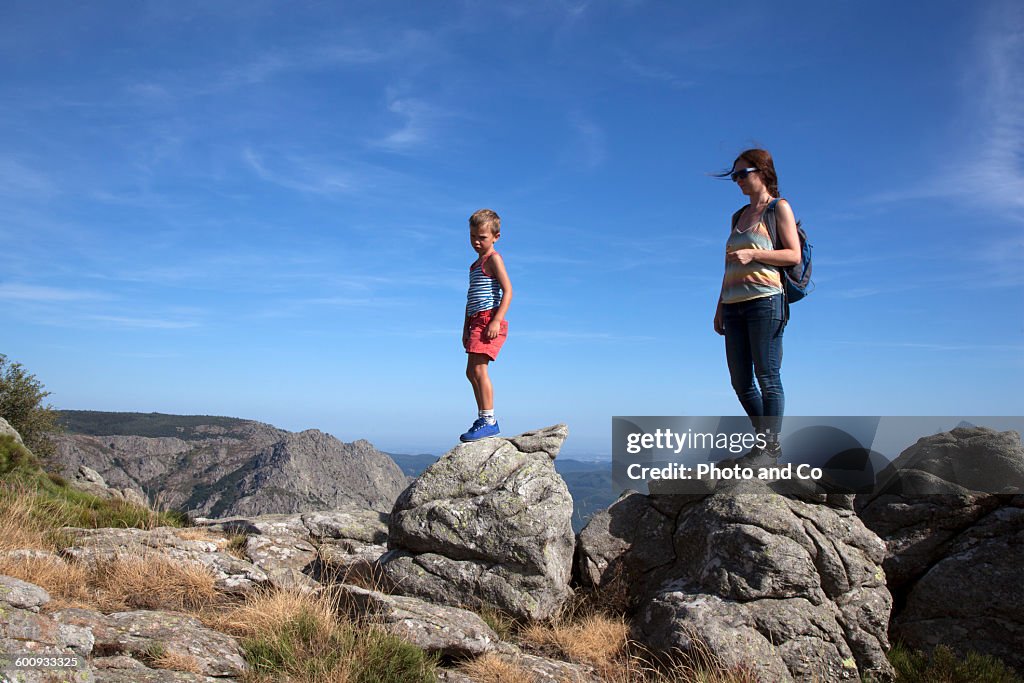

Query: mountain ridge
49,410,407,517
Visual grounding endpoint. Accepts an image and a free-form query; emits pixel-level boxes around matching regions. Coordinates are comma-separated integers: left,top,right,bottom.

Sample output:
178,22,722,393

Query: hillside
57,410,259,440
50,410,407,518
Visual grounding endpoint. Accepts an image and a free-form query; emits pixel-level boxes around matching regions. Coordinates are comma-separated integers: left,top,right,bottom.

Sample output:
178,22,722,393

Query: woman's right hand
714,304,725,336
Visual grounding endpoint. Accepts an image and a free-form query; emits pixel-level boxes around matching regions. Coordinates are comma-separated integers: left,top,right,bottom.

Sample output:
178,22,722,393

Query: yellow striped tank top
720,219,783,304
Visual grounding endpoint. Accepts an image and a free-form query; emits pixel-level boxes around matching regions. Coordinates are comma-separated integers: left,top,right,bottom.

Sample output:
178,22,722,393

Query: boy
461,208,513,442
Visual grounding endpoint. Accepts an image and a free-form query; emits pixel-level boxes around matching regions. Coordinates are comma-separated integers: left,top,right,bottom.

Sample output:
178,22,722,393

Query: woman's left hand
726,249,756,265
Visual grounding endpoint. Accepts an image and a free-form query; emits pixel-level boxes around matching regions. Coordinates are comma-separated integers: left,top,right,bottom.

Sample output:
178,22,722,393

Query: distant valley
53,411,616,532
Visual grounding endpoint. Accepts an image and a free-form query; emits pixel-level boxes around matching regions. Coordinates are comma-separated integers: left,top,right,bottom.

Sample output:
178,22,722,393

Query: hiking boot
460,419,500,442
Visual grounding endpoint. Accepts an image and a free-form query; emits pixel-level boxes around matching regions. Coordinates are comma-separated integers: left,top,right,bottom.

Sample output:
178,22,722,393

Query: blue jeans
723,294,785,440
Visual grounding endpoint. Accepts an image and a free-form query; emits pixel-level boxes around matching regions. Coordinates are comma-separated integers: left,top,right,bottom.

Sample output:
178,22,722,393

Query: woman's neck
749,191,773,207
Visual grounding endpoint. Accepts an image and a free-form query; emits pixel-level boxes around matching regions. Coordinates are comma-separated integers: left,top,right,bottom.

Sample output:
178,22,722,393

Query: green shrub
0,354,61,458
352,629,436,683
888,643,1022,683
241,605,436,683
243,608,353,680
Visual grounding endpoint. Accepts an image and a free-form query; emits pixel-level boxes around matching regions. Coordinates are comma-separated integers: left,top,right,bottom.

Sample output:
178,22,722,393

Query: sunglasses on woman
730,167,758,182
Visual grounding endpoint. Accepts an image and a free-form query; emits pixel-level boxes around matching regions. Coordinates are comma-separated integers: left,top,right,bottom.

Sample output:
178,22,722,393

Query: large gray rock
857,427,1024,588
893,501,1024,671
580,484,894,682
0,416,25,446
857,427,1024,671
474,651,604,682
55,608,246,678
381,425,575,620
0,575,51,611
70,465,151,508
0,575,97,683
195,506,391,587
335,584,506,658
49,413,407,517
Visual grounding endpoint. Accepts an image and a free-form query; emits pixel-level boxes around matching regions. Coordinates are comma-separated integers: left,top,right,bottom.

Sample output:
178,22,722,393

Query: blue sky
2,1,1022,456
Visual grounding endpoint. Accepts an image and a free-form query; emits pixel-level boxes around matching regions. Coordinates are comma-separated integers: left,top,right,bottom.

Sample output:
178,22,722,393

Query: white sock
479,410,495,424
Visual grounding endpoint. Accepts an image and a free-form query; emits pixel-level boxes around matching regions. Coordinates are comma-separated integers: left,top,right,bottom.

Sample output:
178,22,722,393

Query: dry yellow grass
151,648,205,674
0,482,224,614
521,613,629,667
89,552,221,612
459,653,537,683
0,551,92,605
212,587,338,638
172,526,223,542
615,640,762,683
0,482,64,551
213,587,438,683
500,596,760,683
579,564,634,617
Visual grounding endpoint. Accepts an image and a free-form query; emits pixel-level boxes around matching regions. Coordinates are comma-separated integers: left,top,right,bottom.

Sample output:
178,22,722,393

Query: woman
713,149,801,454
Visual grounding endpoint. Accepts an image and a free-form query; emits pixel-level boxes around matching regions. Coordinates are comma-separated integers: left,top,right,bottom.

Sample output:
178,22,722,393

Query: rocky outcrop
1,575,98,683
857,427,1023,587
336,584,507,658
578,483,894,682
60,526,271,595
381,425,575,621
857,427,1024,671
0,574,246,683
195,505,390,589
54,504,393,598
55,608,246,678
893,500,1024,671
70,465,150,508
49,412,407,517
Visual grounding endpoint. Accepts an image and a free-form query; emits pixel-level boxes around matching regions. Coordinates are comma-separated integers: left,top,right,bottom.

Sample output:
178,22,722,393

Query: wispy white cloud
865,3,1024,214
124,42,392,102
829,339,1024,353
242,147,357,195
111,350,184,359
960,3,1024,211
375,98,447,152
214,45,386,91
617,50,695,89
0,283,106,302
961,234,1024,288
0,156,57,197
828,287,887,300
296,296,391,307
515,329,655,343
85,315,200,330
568,113,607,169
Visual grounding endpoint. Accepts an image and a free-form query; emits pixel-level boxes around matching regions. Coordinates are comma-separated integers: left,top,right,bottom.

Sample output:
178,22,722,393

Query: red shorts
463,308,508,360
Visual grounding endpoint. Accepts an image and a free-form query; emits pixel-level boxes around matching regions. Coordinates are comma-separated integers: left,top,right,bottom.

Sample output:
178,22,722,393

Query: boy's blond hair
469,208,501,236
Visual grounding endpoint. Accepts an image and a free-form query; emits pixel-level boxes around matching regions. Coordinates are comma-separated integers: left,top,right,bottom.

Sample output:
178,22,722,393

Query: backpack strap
730,206,746,230
761,198,790,324
762,198,782,248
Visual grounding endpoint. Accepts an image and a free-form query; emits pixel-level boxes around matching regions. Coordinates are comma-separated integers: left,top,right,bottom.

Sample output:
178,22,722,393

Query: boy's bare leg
466,353,493,411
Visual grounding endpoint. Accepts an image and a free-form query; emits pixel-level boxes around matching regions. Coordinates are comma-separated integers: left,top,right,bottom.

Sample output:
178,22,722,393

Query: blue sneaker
460,418,500,442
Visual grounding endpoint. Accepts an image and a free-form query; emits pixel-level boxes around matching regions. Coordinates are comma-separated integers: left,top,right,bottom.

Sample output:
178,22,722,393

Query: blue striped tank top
466,252,503,316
